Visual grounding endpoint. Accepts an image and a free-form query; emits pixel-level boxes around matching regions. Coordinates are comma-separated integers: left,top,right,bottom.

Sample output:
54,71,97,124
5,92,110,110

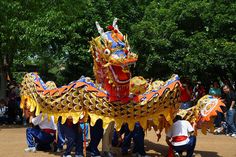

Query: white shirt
166,120,194,146
32,113,56,130
0,106,7,117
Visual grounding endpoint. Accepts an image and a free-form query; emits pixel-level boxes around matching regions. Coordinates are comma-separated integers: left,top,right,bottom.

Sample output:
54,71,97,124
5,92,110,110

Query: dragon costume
20,19,181,131
20,19,224,133
178,95,225,135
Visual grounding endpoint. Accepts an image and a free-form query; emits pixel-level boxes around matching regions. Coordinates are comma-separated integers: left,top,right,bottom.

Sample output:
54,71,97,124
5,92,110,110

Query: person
61,118,84,157
87,119,103,157
0,99,8,124
192,81,205,102
166,115,196,157
87,119,115,157
112,123,128,148
112,122,149,157
24,113,57,152
7,86,17,124
126,122,149,157
56,117,65,152
222,85,236,137
209,81,222,97
209,81,224,133
180,83,193,109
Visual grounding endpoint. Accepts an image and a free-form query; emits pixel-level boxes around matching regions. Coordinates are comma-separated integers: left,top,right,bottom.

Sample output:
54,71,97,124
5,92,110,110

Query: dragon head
90,18,138,102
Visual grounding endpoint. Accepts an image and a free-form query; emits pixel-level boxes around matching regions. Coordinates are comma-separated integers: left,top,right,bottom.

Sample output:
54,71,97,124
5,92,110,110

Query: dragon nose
113,50,127,58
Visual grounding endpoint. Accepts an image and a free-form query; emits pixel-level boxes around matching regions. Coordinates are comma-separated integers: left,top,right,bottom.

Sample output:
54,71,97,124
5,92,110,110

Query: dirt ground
0,125,235,157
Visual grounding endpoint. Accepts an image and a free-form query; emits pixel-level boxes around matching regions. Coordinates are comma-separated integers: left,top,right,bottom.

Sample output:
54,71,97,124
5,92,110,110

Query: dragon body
178,95,225,134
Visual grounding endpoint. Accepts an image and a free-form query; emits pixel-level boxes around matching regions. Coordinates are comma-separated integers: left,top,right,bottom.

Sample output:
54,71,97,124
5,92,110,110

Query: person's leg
226,111,232,134
232,109,236,134
121,124,132,154
132,123,146,156
26,127,40,148
25,127,54,152
186,136,196,157
23,116,27,126
57,117,65,150
226,109,236,134
214,111,222,128
75,126,83,156
35,130,55,150
112,129,119,147
88,119,103,156
63,124,77,156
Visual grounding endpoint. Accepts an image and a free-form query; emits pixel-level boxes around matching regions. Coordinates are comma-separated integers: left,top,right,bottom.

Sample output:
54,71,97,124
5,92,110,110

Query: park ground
0,125,235,157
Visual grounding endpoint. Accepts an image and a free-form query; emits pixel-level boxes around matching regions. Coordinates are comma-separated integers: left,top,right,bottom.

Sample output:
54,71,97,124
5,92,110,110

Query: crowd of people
0,81,25,125
23,103,150,157
179,78,236,138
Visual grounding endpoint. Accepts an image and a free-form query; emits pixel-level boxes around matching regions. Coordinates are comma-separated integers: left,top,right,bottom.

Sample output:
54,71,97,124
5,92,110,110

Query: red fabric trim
42,129,56,135
172,136,188,142
167,146,174,157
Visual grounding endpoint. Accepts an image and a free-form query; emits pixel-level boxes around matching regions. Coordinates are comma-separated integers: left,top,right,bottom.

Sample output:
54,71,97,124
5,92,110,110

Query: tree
132,0,236,82
1,0,235,87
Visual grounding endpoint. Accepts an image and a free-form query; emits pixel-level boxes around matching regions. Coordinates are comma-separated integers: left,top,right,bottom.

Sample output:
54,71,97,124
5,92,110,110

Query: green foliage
132,0,236,82
1,0,235,85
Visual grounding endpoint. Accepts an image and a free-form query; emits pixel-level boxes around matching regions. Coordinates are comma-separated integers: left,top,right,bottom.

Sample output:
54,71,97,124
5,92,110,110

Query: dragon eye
104,49,111,55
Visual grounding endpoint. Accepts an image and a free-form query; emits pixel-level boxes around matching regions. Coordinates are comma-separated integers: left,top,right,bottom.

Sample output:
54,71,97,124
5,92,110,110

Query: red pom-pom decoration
107,25,114,30
114,29,118,33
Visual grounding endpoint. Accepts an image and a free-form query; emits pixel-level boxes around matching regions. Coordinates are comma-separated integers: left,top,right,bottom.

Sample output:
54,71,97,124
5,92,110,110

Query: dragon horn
112,18,118,27
95,21,104,34
95,21,108,41
112,18,123,35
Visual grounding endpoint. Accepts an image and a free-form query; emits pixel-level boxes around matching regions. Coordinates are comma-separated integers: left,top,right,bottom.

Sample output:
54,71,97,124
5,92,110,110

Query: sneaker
50,142,57,152
24,147,36,153
91,155,101,157
57,148,63,153
174,152,180,157
226,133,232,136
75,155,84,157
214,127,223,134
62,155,72,157
231,133,236,137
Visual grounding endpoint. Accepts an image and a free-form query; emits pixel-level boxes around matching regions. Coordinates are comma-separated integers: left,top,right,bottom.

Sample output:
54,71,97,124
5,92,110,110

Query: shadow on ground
39,139,223,157
0,124,27,130
144,139,222,157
